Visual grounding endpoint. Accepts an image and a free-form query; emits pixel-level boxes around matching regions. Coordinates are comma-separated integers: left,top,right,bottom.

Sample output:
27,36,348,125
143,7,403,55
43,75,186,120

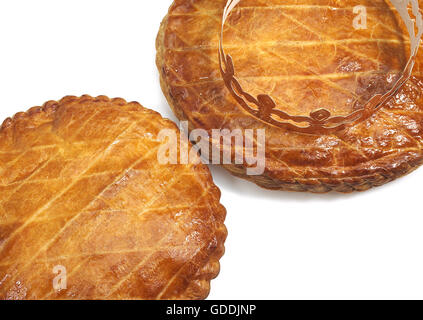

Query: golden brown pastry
157,0,423,192
0,95,227,300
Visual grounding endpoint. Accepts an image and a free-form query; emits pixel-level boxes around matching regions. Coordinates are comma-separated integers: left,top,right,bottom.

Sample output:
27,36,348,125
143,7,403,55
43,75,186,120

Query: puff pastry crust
157,0,423,192
0,95,227,300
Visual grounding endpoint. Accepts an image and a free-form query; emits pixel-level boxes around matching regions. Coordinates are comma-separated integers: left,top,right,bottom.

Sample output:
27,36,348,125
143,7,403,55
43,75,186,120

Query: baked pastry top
157,0,423,192
0,95,226,300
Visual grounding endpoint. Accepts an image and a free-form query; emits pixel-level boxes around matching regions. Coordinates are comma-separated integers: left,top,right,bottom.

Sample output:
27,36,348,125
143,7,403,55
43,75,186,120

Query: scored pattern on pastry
218,0,423,133
157,0,423,192
0,96,227,300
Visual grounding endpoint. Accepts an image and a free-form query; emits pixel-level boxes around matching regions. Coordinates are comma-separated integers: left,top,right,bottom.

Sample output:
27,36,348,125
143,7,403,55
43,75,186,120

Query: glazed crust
0,95,227,300
157,0,423,193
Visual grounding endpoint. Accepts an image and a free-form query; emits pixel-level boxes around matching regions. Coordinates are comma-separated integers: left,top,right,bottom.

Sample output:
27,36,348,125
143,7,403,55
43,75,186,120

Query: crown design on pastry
219,0,423,134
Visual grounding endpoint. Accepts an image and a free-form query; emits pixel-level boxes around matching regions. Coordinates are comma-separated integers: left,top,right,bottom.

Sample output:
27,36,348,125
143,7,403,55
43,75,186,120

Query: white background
0,0,422,300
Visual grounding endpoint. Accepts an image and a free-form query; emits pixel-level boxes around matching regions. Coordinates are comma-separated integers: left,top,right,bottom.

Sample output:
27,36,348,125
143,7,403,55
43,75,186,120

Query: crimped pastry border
0,95,227,300
156,11,423,193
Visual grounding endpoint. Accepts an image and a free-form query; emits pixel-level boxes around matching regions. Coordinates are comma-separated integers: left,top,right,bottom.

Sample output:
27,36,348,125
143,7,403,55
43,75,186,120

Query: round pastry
0,95,227,300
157,0,423,192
